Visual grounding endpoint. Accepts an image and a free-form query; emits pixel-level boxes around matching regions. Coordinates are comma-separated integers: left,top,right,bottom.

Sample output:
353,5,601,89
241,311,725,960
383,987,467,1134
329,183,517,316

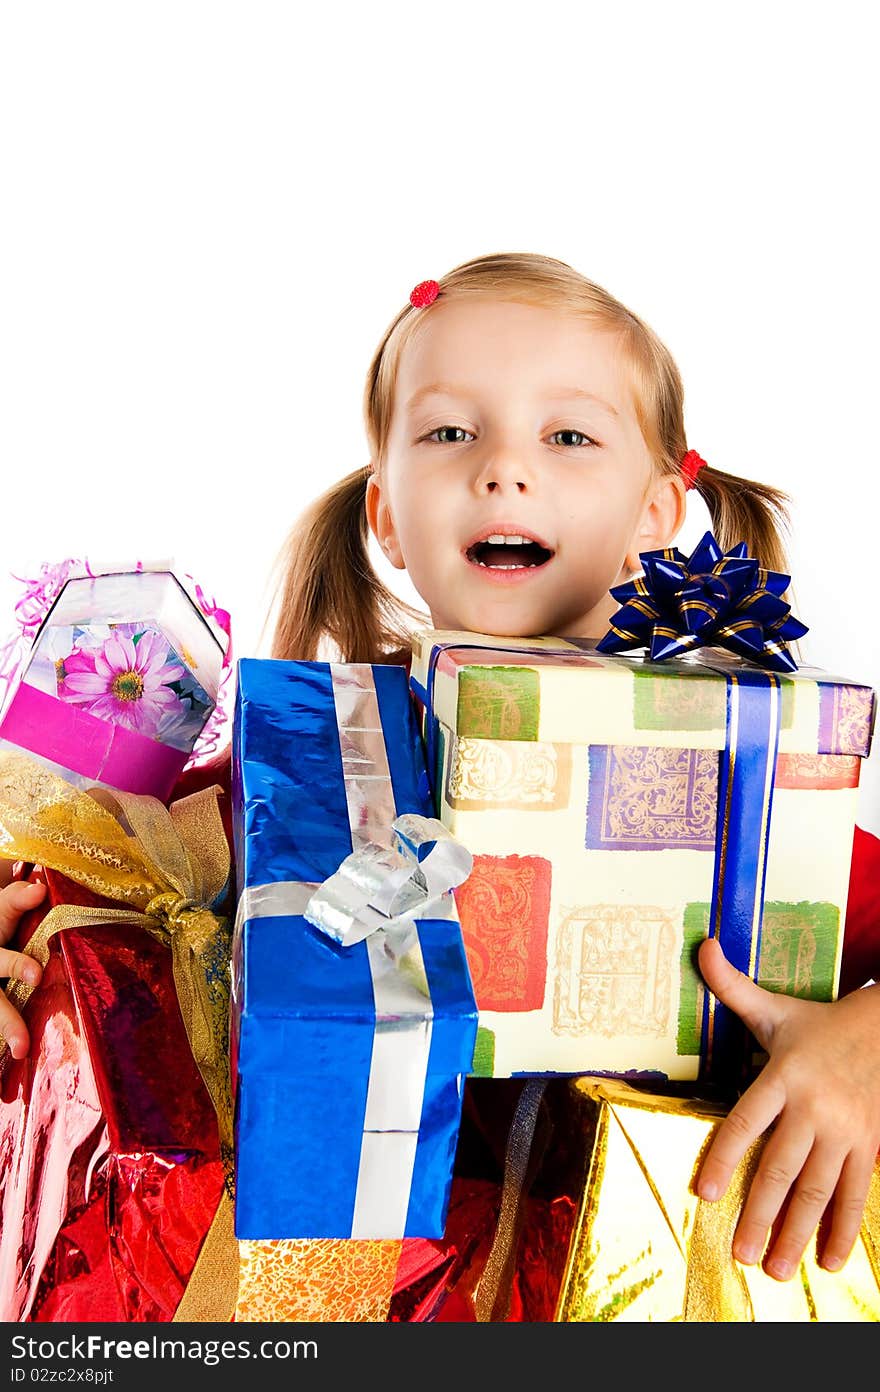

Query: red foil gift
0,866,225,1322
389,1078,586,1322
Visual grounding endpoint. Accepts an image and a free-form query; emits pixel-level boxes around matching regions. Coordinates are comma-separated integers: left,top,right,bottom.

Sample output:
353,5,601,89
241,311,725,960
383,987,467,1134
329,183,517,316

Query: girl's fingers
731,1121,817,1273
0,946,42,990
697,937,782,1047
0,879,46,946
758,1140,850,1280
696,1071,786,1202
815,1150,877,1275
0,986,33,1061
0,881,45,1060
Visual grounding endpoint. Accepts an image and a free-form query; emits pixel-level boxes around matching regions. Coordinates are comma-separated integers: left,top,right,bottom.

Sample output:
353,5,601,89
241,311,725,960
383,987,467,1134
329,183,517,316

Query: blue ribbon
700,665,783,1087
596,531,808,673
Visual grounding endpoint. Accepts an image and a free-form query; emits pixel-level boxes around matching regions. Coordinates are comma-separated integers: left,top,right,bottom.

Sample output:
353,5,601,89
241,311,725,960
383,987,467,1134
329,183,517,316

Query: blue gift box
230,657,479,1240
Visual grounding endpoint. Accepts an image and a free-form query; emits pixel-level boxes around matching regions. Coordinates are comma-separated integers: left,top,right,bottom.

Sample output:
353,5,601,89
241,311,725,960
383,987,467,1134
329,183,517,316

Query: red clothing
839,824,880,993
176,747,880,995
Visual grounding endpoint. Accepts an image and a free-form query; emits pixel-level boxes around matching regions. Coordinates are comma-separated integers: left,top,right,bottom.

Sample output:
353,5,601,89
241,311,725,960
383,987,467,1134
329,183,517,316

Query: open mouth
465,533,555,570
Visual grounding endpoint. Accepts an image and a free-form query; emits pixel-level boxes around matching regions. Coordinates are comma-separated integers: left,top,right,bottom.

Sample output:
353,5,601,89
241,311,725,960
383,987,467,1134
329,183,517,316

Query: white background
1,2,878,834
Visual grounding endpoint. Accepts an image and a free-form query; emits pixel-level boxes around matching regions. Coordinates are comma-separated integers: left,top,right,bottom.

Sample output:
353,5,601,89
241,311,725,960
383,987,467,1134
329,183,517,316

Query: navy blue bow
596,532,809,673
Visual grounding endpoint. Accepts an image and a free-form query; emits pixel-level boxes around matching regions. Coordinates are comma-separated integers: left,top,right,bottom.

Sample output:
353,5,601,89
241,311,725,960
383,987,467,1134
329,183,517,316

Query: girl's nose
472,444,535,494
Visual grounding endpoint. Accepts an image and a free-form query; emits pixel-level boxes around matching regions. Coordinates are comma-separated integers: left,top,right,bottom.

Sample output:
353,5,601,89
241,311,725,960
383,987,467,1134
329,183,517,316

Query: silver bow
304,812,473,949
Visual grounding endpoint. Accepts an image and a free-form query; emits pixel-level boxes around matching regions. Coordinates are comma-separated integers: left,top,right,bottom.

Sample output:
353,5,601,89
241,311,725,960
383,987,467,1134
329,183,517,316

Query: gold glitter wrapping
234,1238,402,1321
556,1079,880,1322
173,1193,240,1323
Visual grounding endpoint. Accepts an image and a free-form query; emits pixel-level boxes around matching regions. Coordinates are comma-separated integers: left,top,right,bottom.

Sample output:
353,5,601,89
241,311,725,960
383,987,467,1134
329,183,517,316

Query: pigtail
268,466,427,665
691,463,793,578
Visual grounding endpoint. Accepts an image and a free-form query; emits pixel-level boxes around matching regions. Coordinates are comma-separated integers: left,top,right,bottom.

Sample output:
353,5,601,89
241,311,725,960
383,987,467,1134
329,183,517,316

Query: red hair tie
681,449,708,490
410,279,440,308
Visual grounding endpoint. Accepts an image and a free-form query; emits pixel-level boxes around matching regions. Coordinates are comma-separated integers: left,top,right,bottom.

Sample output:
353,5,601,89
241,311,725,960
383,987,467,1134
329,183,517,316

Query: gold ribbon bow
0,749,239,1319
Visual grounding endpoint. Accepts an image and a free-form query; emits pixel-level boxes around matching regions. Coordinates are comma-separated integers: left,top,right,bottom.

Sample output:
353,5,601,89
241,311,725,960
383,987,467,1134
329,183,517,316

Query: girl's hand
695,936,880,1281
0,879,47,1059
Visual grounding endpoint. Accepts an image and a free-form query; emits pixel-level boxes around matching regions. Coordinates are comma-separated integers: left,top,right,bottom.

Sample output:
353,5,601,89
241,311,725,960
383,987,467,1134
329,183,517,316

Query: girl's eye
426,426,474,444
549,429,597,448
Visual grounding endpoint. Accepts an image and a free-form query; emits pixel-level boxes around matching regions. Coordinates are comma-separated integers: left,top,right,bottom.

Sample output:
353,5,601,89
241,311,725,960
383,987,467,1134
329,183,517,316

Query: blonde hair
271,251,791,663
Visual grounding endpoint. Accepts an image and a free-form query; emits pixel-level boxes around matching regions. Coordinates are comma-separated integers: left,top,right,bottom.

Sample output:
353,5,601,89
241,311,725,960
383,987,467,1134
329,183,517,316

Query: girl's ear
624,471,688,573
365,469,406,569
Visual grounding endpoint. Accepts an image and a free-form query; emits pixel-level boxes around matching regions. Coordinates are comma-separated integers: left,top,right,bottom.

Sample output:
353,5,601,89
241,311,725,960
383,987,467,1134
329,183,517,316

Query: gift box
0,752,239,1321
0,867,226,1322
0,864,396,1324
0,569,225,802
555,1077,880,1322
389,1077,583,1322
410,630,876,1083
389,1077,880,1323
231,658,479,1241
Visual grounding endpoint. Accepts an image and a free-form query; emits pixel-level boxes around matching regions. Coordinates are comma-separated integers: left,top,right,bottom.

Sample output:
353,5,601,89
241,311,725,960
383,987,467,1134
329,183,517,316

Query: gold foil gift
556,1078,880,1322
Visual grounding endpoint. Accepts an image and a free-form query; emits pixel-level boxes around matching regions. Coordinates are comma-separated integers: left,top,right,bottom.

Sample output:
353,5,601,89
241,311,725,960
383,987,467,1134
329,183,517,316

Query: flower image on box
49,625,213,747
0,570,226,802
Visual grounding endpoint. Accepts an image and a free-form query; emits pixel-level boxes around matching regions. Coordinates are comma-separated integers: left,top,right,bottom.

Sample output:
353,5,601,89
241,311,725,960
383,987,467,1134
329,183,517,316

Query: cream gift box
410,631,876,1083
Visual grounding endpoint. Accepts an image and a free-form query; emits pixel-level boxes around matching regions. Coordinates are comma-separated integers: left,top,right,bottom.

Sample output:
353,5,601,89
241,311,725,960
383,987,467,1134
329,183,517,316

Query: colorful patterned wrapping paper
231,658,478,1242
410,630,876,1082
0,570,225,802
555,1078,880,1322
0,868,225,1322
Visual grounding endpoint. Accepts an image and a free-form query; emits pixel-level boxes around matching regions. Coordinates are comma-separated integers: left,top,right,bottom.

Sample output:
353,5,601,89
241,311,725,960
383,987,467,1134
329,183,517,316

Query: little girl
268,250,880,1286
2,251,879,1298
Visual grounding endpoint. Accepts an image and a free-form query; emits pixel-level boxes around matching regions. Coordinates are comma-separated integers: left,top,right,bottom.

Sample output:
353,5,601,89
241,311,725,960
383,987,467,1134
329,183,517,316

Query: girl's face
367,297,685,639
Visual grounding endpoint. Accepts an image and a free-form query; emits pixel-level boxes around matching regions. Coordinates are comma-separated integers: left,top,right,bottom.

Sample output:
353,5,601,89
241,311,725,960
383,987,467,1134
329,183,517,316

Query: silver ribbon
303,811,473,950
